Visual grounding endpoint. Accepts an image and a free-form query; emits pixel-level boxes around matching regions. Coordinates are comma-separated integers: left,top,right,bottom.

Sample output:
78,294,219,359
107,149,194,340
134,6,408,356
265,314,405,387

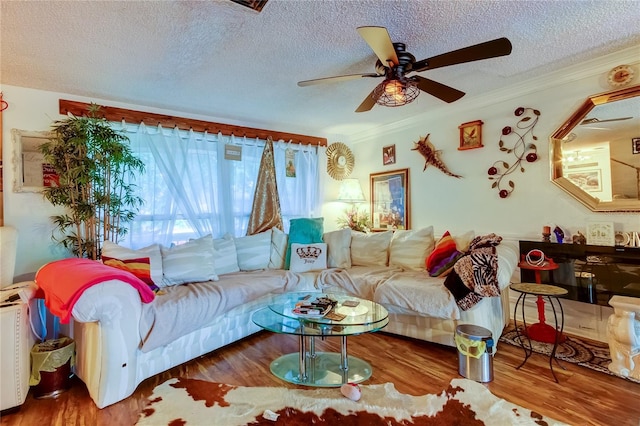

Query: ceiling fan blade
412,38,512,73
355,88,380,113
580,117,633,125
413,76,465,103
298,73,381,87
357,26,399,67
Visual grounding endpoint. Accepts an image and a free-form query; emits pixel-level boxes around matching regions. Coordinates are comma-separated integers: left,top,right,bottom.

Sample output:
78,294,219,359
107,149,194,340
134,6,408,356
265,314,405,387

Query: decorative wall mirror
11,129,54,193
550,85,640,212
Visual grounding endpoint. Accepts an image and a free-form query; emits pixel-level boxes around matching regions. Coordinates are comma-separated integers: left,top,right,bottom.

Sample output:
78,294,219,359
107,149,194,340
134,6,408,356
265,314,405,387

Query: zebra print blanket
444,234,502,311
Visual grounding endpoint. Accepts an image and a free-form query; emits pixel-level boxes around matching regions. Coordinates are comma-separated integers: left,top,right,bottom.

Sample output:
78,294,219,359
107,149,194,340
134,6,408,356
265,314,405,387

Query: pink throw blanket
36,258,155,323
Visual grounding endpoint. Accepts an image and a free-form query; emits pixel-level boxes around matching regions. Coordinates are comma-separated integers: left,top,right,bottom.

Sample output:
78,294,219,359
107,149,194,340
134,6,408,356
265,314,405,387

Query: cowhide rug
137,377,566,425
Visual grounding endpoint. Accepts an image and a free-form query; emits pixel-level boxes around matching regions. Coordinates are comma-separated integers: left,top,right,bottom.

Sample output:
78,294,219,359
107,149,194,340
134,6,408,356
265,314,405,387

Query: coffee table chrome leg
340,336,349,383
308,336,316,382
298,334,307,382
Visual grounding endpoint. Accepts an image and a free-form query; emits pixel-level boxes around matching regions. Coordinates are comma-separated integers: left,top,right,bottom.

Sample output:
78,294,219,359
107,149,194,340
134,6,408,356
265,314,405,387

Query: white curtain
116,122,321,249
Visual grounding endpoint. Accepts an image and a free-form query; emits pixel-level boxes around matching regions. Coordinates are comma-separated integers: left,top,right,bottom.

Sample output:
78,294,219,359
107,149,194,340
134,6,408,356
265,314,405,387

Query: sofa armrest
496,241,518,290
71,279,144,408
72,279,144,325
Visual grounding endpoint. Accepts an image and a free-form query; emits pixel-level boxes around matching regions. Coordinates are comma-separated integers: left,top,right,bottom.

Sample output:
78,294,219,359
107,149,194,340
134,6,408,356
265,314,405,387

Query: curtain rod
58,99,328,147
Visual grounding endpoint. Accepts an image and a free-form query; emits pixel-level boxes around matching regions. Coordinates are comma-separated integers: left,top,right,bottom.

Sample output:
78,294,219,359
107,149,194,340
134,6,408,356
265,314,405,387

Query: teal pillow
285,218,324,269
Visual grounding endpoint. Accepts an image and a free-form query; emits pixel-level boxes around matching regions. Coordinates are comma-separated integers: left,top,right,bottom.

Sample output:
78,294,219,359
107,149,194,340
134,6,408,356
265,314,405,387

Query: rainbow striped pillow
426,231,463,277
102,256,159,292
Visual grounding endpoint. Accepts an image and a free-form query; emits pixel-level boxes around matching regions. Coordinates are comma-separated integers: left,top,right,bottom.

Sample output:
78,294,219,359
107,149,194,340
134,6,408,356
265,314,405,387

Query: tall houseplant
40,105,144,259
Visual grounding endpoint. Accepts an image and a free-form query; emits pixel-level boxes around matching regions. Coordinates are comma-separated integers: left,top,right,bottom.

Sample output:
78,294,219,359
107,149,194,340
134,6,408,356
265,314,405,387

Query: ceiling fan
580,117,633,125
298,26,513,113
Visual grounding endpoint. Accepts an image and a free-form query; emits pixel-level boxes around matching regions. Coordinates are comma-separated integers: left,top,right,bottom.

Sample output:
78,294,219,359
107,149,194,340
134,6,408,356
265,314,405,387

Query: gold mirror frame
550,85,640,212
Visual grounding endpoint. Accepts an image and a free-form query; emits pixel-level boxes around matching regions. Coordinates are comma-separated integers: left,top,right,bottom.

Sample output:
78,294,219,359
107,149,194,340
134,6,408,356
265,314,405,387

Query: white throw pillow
161,234,218,286
289,243,327,272
213,235,240,275
269,227,288,269
350,231,393,267
452,231,475,252
234,229,272,271
323,228,352,268
101,240,163,285
388,226,435,271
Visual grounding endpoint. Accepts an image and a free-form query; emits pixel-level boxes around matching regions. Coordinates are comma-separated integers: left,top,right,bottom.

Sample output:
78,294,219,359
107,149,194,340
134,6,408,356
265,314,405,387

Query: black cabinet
519,241,640,306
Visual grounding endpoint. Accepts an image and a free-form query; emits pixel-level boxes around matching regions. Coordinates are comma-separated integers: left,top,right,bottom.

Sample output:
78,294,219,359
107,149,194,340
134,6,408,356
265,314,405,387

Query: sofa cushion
269,227,288,269
161,235,218,286
285,217,324,269
426,231,463,277
388,226,435,271
453,230,475,252
351,231,393,266
235,229,272,271
213,235,240,275
289,243,328,272
101,240,163,285
323,228,352,268
102,256,159,292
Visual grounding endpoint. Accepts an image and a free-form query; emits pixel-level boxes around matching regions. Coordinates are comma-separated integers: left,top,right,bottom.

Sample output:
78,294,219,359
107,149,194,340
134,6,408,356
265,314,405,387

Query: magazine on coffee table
292,296,337,318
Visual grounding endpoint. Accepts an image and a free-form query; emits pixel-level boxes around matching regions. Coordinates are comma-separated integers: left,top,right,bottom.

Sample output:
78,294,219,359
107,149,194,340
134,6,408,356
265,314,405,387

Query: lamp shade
337,178,366,203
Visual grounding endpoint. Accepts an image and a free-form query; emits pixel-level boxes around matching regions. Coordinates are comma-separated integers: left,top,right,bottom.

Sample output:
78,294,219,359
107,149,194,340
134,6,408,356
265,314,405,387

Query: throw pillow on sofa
212,235,240,275
289,243,327,272
101,240,164,285
101,256,159,292
161,234,219,286
426,231,463,277
235,229,272,271
388,226,435,271
269,227,288,269
323,228,352,268
351,230,393,266
285,217,324,269
452,230,475,252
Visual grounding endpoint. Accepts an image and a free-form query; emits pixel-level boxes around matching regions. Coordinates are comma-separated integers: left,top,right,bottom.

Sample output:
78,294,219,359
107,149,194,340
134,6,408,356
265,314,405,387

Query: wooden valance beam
59,99,327,147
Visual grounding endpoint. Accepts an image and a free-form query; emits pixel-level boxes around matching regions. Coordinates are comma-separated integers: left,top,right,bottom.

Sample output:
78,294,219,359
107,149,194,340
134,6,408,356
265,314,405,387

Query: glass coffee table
252,292,388,387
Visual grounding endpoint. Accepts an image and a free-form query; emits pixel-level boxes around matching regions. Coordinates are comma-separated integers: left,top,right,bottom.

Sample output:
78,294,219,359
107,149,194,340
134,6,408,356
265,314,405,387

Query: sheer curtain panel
117,123,321,249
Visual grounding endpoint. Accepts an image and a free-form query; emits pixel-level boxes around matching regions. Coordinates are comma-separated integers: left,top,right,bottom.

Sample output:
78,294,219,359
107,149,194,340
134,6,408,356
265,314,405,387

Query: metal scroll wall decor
412,133,462,178
487,107,540,198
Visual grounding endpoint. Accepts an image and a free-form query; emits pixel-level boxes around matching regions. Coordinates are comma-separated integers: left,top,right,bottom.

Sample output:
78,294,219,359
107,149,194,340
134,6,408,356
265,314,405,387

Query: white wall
322,46,640,241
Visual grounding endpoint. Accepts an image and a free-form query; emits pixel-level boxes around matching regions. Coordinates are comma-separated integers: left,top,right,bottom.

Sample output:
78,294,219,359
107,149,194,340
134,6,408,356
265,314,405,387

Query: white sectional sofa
55,225,517,408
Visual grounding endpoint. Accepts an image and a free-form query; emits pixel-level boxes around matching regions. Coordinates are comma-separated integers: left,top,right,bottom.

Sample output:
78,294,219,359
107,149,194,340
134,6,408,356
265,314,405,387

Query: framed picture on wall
632,137,640,154
566,169,602,192
458,120,484,150
370,168,409,231
382,144,396,165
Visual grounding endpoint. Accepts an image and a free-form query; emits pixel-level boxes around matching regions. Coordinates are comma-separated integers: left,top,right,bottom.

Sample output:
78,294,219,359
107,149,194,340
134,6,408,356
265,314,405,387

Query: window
116,123,321,248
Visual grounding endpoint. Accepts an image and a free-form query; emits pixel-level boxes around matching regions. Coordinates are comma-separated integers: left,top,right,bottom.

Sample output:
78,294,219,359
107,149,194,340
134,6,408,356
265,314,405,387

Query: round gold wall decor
326,142,354,180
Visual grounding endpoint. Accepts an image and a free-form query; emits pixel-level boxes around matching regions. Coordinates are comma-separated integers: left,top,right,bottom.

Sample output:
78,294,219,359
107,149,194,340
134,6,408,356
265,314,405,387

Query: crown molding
349,45,640,144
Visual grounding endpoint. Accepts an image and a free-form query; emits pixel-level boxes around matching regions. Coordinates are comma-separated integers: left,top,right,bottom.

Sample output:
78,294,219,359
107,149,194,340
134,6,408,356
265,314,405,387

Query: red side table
517,255,566,344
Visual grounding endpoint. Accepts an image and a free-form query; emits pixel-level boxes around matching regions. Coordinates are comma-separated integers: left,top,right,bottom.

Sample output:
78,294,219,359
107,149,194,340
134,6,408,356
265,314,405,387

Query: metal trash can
455,324,494,383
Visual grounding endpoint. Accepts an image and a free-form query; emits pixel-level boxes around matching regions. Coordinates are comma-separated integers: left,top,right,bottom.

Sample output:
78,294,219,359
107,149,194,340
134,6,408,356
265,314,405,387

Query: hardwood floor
1,330,638,426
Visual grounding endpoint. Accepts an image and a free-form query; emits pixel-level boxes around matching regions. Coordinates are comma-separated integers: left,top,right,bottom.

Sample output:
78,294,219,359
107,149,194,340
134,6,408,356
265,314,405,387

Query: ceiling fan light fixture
374,78,419,107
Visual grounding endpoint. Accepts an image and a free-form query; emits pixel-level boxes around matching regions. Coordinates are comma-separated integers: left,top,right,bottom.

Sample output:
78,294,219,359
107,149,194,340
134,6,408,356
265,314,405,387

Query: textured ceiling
2,0,640,138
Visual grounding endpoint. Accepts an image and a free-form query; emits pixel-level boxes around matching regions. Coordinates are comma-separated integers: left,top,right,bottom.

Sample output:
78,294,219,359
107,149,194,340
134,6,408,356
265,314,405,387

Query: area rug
136,377,565,425
500,327,640,384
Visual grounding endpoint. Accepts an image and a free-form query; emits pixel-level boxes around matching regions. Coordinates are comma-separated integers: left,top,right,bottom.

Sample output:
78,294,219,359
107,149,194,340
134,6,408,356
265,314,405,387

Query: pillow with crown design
289,243,327,273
